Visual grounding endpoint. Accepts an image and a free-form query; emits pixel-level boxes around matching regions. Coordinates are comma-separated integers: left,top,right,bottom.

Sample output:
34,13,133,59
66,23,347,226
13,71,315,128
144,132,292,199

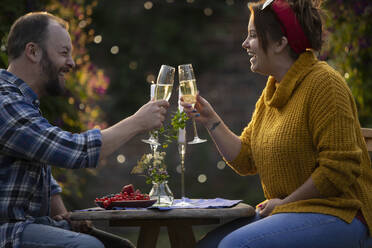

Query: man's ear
274,36,288,54
24,42,42,63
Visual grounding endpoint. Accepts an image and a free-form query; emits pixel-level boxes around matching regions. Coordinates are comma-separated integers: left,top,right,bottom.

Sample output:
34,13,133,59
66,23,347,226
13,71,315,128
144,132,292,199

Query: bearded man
0,12,169,248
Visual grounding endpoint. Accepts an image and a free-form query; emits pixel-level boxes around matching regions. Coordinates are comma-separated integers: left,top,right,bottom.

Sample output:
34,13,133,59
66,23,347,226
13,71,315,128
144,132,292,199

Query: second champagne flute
178,64,207,144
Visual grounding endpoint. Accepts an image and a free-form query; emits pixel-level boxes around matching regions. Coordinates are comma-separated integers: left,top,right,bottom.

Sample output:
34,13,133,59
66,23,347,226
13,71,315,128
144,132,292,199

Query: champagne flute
141,82,159,147
142,65,175,147
178,64,207,145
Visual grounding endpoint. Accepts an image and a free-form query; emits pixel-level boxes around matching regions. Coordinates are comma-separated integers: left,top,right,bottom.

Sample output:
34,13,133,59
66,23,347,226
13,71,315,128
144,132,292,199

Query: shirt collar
264,50,318,108
0,69,40,107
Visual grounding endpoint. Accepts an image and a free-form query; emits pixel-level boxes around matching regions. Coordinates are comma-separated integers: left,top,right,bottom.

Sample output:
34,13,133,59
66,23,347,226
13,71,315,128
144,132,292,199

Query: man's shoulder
0,78,24,103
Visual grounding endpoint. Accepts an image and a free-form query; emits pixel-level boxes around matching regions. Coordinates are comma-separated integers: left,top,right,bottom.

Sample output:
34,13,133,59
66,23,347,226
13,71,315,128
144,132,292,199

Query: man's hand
256,198,284,217
133,99,169,131
53,212,93,233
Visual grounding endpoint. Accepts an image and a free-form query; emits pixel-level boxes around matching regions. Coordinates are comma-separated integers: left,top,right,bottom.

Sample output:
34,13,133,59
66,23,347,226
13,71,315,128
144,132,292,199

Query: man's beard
40,49,65,96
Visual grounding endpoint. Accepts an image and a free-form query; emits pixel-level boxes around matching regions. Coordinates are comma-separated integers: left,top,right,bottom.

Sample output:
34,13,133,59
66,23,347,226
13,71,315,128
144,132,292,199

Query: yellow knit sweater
227,51,372,236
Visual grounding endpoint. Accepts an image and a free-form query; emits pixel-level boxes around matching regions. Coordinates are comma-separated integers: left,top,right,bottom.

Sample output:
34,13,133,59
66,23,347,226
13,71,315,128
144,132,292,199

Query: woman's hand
257,198,284,217
180,94,219,128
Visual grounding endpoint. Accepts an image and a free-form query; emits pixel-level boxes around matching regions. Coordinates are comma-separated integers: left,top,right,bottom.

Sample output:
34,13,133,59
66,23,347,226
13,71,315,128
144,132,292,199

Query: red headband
270,0,311,54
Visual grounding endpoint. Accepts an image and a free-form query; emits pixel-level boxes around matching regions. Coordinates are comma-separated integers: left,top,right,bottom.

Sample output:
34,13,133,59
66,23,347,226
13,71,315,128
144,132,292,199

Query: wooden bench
361,128,372,151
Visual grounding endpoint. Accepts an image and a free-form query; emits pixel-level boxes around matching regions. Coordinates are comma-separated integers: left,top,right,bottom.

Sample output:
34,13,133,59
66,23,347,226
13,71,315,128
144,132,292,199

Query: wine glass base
188,137,207,145
142,139,161,146
173,198,194,207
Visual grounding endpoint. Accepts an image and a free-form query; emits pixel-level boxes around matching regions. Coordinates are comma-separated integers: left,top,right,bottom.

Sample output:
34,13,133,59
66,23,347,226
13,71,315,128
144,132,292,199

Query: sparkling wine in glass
178,64,207,145
142,65,175,147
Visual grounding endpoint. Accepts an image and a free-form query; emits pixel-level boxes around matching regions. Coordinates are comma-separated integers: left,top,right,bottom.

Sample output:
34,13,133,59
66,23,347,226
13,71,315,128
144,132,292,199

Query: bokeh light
79,20,87,28
94,35,102,44
217,161,226,170
110,45,119,54
197,174,207,183
226,0,234,5
204,8,213,16
117,154,126,164
68,97,74,105
129,61,138,70
144,1,153,10
146,74,156,83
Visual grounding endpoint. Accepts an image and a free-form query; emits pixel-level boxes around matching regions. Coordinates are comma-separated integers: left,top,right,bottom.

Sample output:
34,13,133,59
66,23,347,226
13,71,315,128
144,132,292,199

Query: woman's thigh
197,212,262,248
20,217,104,248
218,213,370,248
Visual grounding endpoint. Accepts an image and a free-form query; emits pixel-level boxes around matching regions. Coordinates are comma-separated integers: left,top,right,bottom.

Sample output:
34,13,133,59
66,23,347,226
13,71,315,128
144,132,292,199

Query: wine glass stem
192,119,200,138
181,157,185,198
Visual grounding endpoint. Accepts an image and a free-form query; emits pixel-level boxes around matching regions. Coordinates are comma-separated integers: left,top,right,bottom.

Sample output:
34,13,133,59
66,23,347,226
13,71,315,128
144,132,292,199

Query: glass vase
149,181,174,207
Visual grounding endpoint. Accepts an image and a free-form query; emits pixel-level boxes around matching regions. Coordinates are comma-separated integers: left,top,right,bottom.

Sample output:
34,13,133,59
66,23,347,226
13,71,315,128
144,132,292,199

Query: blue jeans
20,216,104,248
197,212,372,248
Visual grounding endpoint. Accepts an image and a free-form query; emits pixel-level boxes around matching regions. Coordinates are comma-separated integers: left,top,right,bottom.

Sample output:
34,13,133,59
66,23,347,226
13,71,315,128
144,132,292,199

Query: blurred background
1,0,371,246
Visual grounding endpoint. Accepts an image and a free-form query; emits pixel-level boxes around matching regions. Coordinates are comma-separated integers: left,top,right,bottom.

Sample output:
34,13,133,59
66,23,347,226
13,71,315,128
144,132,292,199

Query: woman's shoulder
310,61,347,88
304,61,355,116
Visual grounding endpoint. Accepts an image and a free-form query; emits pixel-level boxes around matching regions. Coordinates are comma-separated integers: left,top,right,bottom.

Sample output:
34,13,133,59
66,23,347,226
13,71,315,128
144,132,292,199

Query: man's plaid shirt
0,69,102,248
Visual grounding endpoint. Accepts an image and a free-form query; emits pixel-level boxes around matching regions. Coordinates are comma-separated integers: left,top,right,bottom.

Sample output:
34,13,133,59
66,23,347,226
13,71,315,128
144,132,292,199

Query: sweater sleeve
224,122,257,176
309,71,362,197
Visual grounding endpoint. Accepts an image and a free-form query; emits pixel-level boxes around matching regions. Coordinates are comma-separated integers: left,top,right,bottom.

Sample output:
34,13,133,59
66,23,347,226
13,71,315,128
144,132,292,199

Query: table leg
167,223,196,248
137,225,160,248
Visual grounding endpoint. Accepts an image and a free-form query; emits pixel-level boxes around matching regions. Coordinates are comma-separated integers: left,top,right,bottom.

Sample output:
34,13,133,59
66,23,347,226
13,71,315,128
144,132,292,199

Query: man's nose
67,56,75,69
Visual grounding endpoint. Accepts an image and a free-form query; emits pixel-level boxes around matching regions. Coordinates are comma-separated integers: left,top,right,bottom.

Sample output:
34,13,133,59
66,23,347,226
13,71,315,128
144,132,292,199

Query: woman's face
242,16,272,75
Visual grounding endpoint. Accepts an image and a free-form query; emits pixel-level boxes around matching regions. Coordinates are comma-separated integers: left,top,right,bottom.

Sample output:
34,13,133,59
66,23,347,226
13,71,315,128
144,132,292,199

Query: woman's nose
242,37,249,49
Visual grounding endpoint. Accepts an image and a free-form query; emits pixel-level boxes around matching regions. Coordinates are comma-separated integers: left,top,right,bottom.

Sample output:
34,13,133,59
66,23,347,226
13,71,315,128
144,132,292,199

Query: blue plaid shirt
0,69,102,248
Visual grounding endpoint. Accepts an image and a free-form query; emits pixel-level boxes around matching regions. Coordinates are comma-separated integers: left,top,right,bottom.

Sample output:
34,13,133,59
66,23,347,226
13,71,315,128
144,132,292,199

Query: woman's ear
274,36,288,53
24,42,42,63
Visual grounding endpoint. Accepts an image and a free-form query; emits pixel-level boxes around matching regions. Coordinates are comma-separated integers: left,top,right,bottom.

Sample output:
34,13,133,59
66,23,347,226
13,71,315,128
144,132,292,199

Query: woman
181,0,372,247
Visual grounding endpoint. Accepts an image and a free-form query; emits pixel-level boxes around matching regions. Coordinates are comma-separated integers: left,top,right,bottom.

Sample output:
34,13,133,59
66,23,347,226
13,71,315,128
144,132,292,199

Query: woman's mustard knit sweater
227,51,372,235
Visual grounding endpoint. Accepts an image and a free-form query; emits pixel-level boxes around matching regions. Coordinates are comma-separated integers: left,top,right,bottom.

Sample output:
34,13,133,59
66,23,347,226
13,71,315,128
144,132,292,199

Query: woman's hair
249,0,323,59
7,12,68,62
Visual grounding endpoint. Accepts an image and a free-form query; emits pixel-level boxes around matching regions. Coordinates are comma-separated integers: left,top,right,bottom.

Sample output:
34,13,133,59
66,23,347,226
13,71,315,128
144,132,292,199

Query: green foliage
324,1,372,126
159,109,189,148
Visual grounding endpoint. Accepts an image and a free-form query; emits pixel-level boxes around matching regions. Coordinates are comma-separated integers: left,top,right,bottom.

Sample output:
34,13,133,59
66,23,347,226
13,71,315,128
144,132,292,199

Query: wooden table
71,203,255,248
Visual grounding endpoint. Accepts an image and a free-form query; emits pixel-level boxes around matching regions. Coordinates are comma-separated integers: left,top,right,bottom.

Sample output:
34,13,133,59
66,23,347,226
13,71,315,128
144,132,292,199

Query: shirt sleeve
50,175,62,195
0,94,102,169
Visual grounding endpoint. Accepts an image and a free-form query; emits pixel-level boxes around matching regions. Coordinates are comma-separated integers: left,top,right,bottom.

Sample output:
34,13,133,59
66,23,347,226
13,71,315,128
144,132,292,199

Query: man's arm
99,100,169,161
51,193,93,233
50,193,68,218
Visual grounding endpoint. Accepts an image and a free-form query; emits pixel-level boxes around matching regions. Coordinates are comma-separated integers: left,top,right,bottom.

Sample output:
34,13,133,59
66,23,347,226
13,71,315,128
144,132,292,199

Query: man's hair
6,12,69,62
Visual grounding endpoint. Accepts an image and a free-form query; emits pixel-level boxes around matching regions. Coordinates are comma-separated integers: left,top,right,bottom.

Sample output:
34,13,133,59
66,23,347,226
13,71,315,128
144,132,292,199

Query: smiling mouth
59,68,70,78
247,51,255,57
